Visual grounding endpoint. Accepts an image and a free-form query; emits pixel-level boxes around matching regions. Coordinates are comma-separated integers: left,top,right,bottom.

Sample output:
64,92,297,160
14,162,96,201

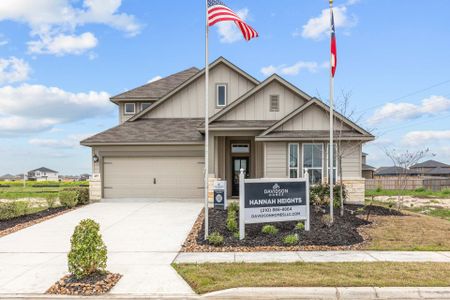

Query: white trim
302,143,324,185
216,83,227,107
288,143,300,178
124,103,136,115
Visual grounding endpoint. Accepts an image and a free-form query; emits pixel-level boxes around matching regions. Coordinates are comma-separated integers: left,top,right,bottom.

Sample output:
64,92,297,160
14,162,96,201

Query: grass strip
173,262,450,294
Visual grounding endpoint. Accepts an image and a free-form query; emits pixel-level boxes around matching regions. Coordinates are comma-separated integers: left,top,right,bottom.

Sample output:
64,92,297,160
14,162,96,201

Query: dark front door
232,157,249,196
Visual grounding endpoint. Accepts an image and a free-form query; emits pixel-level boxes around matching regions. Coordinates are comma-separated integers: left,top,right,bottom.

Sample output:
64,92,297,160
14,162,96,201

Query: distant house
79,174,92,181
0,174,18,182
361,152,376,179
410,160,450,177
27,167,59,181
374,166,419,177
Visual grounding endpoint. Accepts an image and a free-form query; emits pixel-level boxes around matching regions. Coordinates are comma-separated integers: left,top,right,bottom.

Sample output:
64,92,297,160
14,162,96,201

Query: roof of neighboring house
426,167,450,175
256,130,369,140
410,159,450,169
110,67,200,102
203,120,277,130
0,174,16,180
375,166,418,176
362,164,376,171
29,167,58,173
80,118,204,145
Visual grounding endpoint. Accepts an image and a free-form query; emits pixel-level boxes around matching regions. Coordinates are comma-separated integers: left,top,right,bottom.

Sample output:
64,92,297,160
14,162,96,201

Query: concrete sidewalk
175,251,450,263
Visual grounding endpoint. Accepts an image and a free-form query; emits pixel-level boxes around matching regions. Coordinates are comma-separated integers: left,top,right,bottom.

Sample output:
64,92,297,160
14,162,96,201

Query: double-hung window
216,84,227,107
303,143,323,184
124,103,136,115
288,143,299,178
327,143,338,184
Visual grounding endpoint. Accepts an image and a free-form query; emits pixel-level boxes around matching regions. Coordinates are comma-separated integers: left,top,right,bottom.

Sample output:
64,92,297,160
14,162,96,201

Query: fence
365,176,450,191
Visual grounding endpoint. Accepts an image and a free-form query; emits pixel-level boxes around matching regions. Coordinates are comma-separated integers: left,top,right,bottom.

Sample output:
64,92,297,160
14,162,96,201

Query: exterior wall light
93,154,99,163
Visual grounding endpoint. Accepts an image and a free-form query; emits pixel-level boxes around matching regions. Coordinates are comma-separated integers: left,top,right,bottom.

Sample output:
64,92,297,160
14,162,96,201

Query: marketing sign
238,172,310,239
213,180,227,209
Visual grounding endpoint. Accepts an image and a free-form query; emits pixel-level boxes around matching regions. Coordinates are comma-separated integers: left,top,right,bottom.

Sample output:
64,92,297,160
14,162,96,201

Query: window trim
140,102,151,111
124,103,136,115
302,143,324,184
231,143,250,153
288,143,300,178
216,83,228,107
270,95,280,112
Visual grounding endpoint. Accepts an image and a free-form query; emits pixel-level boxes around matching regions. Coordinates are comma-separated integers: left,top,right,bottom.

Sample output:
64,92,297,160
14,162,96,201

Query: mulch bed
47,271,122,296
182,205,404,252
0,207,75,238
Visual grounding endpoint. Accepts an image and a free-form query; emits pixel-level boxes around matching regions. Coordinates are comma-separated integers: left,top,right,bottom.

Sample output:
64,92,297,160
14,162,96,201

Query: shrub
321,214,333,227
283,234,299,246
46,194,58,208
63,187,89,205
60,191,78,208
233,232,240,239
441,188,450,195
310,183,346,207
415,187,426,192
228,201,239,212
207,232,224,246
375,187,382,193
295,222,305,231
261,224,279,235
68,219,107,279
0,201,29,220
226,209,238,232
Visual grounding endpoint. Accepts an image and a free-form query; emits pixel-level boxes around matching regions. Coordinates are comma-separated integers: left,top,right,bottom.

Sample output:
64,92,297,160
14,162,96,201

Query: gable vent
270,95,280,112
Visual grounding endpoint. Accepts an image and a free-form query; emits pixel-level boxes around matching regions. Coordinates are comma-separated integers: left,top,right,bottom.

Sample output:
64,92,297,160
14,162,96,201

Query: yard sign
239,169,310,239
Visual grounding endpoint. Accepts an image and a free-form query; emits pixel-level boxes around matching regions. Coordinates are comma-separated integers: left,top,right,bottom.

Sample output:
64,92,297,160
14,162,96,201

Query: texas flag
330,9,337,77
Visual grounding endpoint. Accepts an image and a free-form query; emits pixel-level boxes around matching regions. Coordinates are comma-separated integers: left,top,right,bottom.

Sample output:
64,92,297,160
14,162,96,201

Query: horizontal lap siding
264,142,287,178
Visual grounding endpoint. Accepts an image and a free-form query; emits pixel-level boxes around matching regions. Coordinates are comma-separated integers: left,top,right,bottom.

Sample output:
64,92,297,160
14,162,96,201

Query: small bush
415,187,426,192
207,232,224,246
310,183,346,207
283,234,299,246
0,201,29,220
321,214,333,227
375,187,382,193
441,188,450,195
63,187,89,205
295,222,305,231
233,232,240,239
226,209,238,232
261,224,279,235
68,219,107,279
46,194,58,208
60,191,78,208
355,207,365,214
228,201,239,212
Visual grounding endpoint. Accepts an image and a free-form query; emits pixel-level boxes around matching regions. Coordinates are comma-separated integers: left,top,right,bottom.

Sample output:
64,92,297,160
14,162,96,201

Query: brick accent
342,178,365,204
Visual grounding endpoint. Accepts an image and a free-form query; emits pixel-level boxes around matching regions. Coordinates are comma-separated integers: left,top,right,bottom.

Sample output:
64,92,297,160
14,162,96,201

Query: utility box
213,180,227,209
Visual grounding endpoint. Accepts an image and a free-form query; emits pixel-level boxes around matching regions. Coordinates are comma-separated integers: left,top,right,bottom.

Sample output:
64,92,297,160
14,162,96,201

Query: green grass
173,262,450,294
0,181,88,200
407,206,450,221
366,188,450,198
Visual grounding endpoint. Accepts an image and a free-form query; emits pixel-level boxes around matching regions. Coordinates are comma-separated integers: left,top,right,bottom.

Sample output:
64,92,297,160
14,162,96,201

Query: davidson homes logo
264,183,289,197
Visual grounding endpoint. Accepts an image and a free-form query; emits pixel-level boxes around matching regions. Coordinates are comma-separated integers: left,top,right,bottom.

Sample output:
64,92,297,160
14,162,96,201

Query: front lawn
0,181,88,200
366,188,450,198
173,262,450,294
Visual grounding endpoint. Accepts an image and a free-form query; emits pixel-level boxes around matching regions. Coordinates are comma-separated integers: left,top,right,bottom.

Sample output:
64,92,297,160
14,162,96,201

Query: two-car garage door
103,157,204,199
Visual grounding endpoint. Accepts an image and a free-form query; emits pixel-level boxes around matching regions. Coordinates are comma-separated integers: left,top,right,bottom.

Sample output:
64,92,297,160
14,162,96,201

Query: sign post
239,171,310,240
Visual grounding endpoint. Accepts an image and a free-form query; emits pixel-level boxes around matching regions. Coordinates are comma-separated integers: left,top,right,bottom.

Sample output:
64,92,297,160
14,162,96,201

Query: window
327,143,338,184
270,95,279,112
303,143,323,185
124,103,136,114
216,84,227,107
231,143,250,153
288,143,299,178
141,102,152,111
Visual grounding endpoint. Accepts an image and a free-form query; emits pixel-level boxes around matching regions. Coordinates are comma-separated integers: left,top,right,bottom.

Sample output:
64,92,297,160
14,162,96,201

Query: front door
232,157,249,196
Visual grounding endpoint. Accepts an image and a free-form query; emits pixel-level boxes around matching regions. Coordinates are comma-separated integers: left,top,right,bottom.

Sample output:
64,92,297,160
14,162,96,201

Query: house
361,152,376,179
0,174,18,182
27,167,59,181
410,160,450,177
81,57,374,203
374,166,419,177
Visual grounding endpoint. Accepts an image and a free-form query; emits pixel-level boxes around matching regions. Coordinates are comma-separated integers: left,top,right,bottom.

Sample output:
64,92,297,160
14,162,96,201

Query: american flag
207,0,258,41
330,9,337,77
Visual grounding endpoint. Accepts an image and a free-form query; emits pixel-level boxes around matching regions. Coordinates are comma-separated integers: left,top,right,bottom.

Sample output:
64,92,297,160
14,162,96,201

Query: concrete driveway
0,199,202,296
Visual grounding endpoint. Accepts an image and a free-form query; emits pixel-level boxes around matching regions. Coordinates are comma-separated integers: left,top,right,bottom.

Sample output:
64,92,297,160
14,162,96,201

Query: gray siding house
81,57,374,202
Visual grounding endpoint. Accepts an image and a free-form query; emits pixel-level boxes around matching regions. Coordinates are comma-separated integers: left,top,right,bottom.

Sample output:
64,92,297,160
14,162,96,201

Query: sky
0,0,449,175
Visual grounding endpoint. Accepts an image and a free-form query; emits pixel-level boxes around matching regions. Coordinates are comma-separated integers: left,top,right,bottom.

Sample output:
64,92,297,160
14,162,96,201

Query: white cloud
29,133,93,148
0,0,141,56
368,95,450,124
0,57,31,84
27,32,98,56
0,84,112,135
298,6,357,40
0,34,8,46
216,8,249,43
147,75,162,83
403,130,450,146
261,61,328,76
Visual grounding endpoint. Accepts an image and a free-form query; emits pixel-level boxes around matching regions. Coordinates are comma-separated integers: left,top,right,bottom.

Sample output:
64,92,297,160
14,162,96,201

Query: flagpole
329,0,334,223
204,0,210,240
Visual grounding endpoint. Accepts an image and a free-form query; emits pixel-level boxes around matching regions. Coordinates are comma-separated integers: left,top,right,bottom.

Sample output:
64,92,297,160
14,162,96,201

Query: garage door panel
103,157,204,199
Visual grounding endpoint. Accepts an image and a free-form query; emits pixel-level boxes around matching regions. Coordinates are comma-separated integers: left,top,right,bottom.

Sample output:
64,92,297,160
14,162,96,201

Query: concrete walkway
0,199,202,296
175,250,450,263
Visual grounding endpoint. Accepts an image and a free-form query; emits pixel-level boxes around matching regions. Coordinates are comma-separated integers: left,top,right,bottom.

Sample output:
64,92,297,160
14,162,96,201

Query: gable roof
259,98,374,139
110,67,200,103
128,57,260,122
208,74,312,123
375,166,418,176
0,174,16,180
410,159,450,169
29,167,58,173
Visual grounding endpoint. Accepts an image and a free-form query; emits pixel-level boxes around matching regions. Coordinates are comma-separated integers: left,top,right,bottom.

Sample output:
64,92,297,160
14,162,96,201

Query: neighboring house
410,160,450,177
27,167,59,181
361,152,376,179
0,174,18,181
374,166,419,177
81,57,374,203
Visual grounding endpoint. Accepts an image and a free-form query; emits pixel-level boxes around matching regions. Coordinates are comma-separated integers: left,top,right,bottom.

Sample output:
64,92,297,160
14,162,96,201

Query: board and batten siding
264,142,287,178
339,141,362,178
143,63,256,119
220,81,308,121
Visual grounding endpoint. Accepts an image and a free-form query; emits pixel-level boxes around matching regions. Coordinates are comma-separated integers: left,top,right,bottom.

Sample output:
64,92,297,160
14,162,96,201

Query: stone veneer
89,173,102,201
342,178,365,204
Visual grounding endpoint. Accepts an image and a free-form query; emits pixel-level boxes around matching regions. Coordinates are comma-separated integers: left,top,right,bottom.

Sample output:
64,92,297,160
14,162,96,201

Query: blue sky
0,0,449,175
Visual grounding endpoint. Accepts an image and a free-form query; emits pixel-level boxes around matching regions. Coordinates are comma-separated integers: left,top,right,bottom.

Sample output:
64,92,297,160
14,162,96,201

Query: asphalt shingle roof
206,120,277,129
426,167,450,175
81,118,204,145
29,167,58,173
111,67,199,101
375,166,419,176
410,159,450,169
262,130,365,139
